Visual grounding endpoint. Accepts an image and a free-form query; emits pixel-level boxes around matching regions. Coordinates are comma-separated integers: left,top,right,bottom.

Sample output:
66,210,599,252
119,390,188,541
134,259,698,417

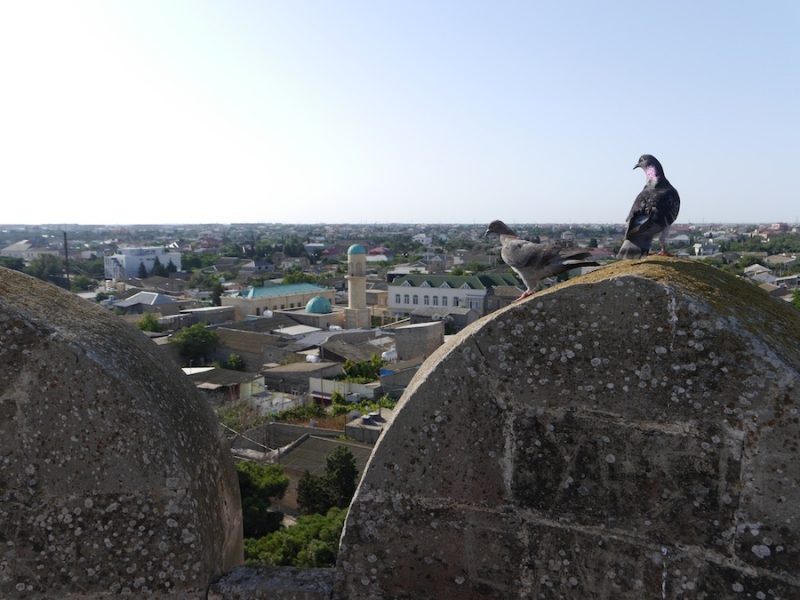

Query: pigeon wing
625,182,680,242
502,240,594,290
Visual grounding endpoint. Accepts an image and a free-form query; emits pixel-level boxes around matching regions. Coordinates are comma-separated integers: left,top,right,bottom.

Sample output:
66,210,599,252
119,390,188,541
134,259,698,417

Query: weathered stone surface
335,258,800,599
208,566,334,599
0,268,243,598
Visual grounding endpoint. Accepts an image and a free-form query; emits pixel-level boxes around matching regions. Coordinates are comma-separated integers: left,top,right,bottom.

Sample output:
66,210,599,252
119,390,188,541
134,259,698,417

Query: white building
387,273,521,317
104,247,182,279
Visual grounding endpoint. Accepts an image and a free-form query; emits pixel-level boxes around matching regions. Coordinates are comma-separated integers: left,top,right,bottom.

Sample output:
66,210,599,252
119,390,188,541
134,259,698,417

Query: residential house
104,247,182,280
743,264,776,284
184,367,267,405
111,291,181,316
1,240,59,262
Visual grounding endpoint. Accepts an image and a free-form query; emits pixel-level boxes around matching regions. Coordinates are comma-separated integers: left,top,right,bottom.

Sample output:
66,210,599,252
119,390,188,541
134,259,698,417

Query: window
453,297,460,307
442,296,448,306
433,296,439,306
413,295,419,305
395,294,401,303
404,294,410,304
468,298,481,310
424,295,430,306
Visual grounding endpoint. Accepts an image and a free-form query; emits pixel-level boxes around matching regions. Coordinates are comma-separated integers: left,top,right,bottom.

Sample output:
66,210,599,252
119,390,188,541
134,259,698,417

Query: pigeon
618,154,681,259
485,220,600,301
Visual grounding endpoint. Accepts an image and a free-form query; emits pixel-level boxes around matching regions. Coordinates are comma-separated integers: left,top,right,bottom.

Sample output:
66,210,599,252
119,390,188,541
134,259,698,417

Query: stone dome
335,258,800,599
0,267,243,598
347,244,366,255
305,295,333,314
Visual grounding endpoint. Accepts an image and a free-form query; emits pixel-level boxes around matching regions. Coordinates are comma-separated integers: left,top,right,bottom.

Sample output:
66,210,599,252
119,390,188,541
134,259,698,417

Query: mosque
265,244,372,330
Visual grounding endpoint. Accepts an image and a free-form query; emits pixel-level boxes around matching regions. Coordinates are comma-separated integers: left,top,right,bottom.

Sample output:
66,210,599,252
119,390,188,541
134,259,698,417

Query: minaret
345,244,370,329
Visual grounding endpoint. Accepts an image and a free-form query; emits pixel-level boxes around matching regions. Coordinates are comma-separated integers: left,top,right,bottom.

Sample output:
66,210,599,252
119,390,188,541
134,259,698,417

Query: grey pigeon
485,220,600,301
618,154,681,259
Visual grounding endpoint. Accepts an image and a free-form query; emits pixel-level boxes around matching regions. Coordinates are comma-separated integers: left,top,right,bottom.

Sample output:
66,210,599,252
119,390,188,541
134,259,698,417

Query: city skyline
1,1,798,226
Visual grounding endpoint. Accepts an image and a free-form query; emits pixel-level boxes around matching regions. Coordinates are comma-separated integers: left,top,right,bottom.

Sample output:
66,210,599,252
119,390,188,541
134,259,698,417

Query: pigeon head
634,154,664,181
485,220,516,238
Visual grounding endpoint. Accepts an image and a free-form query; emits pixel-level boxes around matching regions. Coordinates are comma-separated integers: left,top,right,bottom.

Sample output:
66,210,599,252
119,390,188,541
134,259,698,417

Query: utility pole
63,231,70,286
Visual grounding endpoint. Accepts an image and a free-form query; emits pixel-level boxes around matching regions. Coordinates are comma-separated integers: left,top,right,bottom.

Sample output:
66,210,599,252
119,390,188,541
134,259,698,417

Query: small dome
305,296,333,314
347,244,366,255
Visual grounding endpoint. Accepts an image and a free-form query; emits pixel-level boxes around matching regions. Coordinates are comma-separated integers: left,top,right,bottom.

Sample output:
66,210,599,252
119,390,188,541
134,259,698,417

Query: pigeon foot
657,250,675,256
514,290,535,303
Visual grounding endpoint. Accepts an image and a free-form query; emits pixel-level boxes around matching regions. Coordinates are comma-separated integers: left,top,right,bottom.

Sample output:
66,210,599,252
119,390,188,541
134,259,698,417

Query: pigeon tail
617,239,649,260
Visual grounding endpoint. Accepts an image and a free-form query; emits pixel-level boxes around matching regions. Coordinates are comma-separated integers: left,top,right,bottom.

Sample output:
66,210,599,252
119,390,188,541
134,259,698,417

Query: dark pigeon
485,220,600,301
618,154,681,259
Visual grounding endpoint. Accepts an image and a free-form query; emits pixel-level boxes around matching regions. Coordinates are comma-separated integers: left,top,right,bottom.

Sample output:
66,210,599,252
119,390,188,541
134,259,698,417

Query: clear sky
1,1,798,226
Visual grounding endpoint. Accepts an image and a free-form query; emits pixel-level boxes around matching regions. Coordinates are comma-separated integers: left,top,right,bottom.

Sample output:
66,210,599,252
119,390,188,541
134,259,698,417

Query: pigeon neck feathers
644,165,659,184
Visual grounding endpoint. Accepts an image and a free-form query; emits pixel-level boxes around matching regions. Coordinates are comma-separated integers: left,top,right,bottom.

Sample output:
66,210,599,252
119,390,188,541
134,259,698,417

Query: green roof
305,296,333,314
238,283,328,299
392,273,520,289
348,244,366,255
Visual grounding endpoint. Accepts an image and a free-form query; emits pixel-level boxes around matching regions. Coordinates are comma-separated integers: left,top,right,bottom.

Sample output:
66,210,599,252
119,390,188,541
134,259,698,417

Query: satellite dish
431,313,441,321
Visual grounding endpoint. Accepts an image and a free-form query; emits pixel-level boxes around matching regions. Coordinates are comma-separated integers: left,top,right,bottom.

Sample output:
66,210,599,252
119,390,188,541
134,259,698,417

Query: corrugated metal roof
279,436,373,478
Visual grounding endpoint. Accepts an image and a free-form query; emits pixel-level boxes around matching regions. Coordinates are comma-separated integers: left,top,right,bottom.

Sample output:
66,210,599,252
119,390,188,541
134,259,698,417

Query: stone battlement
3,258,800,599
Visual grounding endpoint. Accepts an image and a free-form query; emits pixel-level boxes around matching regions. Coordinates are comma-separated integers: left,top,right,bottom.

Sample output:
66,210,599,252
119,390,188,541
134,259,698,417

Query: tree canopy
297,446,359,515
137,313,163,333
237,461,289,538
168,323,218,363
24,254,68,289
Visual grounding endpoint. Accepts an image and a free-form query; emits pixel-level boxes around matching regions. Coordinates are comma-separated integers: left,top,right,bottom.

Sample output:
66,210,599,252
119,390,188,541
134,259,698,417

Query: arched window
413,295,419,305
442,296,448,306
432,296,439,306
424,295,430,305
404,294,410,304
395,294,401,303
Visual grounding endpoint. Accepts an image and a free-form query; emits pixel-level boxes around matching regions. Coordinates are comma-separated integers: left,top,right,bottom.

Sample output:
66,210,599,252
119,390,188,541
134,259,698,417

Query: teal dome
305,296,333,314
347,244,366,255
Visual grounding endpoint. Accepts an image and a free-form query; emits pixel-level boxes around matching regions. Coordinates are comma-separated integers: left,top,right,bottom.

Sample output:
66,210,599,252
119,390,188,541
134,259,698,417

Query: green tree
296,447,359,515
70,274,96,292
330,390,348,406
244,507,346,566
212,281,223,306
283,265,317,284
137,261,148,279
792,290,800,310
24,254,68,288
168,323,218,363
0,256,25,271
166,259,178,273
237,461,289,538
465,261,488,273
324,446,359,509
297,470,333,516
450,267,465,276
137,313,163,333
219,353,245,370
150,255,168,277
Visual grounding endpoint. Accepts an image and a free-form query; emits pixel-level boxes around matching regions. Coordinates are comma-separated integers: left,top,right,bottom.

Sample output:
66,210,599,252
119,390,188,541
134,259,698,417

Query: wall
394,320,444,361
335,258,800,599
0,267,242,599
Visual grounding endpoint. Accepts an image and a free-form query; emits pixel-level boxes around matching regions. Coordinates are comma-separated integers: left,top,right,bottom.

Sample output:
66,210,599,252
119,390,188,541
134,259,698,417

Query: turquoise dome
347,244,366,255
305,296,333,314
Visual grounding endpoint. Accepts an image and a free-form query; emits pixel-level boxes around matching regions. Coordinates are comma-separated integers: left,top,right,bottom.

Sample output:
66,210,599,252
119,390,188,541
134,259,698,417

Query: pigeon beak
633,164,640,170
